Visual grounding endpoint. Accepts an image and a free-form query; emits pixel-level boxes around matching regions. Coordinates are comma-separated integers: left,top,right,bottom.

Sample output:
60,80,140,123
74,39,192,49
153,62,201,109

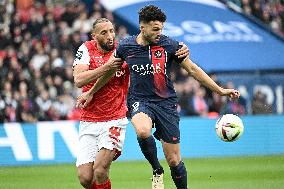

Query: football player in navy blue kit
77,5,240,189
114,5,240,189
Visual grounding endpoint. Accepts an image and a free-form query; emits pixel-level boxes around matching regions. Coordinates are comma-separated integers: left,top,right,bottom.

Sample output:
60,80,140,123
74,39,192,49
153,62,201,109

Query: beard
98,41,114,51
143,32,158,45
143,33,156,44
100,42,115,51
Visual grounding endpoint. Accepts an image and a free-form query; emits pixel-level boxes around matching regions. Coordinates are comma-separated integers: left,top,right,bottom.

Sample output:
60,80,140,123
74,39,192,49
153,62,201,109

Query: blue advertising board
1,116,284,166
217,73,284,114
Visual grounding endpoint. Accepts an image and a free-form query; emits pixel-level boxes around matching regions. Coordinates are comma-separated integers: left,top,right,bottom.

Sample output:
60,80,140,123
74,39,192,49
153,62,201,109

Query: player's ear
140,23,145,31
91,33,96,40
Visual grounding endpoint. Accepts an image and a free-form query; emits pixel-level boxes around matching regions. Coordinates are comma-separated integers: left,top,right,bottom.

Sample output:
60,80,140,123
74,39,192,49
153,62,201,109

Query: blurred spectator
251,90,273,114
70,31,83,54
35,90,52,119
93,1,106,16
30,43,49,70
251,0,262,19
45,23,60,48
50,48,64,69
116,25,130,41
72,12,92,33
0,28,11,49
27,12,43,37
242,0,252,15
176,79,196,116
205,74,223,113
60,2,78,27
208,92,223,117
192,87,209,116
220,81,246,116
0,95,6,122
220,98,246,115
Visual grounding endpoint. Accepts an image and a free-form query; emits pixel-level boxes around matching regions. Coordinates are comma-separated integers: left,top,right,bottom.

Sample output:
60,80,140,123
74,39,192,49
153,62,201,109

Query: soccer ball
215,114,244,142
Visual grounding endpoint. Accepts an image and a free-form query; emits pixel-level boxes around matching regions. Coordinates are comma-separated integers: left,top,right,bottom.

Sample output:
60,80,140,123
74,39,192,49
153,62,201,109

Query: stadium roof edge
101,0,226,11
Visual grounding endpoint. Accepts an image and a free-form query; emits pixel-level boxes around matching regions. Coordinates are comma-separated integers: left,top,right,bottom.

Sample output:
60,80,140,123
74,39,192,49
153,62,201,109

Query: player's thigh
98,118,128,161
128,101,154,138
76,122,100,167
131,112,153,138
161,141,181,166
152,103,180,144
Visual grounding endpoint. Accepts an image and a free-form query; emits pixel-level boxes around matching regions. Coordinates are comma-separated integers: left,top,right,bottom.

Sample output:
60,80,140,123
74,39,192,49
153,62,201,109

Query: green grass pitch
1,155,283,189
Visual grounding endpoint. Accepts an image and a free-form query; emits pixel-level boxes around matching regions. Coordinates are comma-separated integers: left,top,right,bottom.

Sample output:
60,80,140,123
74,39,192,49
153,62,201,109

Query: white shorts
76,117,128,167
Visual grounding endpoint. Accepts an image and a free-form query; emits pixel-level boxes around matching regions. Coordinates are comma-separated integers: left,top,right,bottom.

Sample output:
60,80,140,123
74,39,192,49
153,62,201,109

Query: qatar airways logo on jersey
132,63,163,76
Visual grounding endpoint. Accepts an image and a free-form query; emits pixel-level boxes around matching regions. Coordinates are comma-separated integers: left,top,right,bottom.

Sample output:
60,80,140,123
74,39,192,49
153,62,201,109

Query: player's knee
78,171,93,188
165,154,180,167
136,127,151,139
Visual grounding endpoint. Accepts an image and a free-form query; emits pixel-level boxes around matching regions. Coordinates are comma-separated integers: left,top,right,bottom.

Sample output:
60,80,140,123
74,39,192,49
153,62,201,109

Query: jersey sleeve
115,41,127,60
168,38,184,64
73,44,90,67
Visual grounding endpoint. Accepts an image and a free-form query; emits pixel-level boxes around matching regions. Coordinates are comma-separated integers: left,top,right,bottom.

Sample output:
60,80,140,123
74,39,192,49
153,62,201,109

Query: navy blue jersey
116,35,183,102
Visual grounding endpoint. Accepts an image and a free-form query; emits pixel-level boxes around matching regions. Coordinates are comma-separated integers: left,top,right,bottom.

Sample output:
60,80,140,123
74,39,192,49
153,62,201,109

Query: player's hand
175,42,190,59
76,91,93,109
105,55,123,70
220,88,240,100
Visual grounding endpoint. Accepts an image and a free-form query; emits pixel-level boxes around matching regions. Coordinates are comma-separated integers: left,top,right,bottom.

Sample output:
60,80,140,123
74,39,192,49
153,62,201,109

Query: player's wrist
181,55,189,63
88,89,95,96
102,63,111,71
218,87,225,95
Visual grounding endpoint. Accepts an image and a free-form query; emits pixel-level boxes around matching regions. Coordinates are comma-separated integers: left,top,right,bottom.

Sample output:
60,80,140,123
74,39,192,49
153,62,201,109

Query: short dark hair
92,18,111,31
138,5,166,23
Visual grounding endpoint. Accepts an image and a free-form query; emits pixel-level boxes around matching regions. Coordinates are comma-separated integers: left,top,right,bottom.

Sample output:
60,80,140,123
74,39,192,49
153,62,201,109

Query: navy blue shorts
128,100,180,144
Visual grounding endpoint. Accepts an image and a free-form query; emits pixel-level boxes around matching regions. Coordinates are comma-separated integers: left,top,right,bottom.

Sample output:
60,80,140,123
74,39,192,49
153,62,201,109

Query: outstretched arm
180,58,240,99
76,55,123,108
73,56,123,88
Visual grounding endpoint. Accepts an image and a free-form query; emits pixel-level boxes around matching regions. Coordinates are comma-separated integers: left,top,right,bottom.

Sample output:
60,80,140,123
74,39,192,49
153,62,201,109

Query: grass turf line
0,155,283,189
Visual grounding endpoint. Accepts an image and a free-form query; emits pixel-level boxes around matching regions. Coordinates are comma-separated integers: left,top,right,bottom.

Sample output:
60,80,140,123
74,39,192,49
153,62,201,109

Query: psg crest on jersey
154,50,162,58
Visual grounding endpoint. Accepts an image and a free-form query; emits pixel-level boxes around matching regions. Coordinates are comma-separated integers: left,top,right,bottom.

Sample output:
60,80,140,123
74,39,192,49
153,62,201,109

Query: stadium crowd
0,0,273,123
225,0,284,37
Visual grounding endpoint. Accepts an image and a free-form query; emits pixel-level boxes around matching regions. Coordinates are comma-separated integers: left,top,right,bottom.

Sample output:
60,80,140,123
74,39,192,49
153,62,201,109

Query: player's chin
108,44,114,50
150,39,159,45
154,37,160,43
103,44,115,51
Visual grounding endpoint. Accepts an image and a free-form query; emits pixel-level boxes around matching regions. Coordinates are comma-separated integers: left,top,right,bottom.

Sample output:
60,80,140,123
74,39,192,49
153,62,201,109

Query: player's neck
136,33,149,46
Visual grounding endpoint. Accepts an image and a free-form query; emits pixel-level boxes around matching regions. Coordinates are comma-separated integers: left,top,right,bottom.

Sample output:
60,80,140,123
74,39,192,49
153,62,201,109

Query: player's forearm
89,69,116,95
74,64,110,88
181,59,224,95
194,67,223,95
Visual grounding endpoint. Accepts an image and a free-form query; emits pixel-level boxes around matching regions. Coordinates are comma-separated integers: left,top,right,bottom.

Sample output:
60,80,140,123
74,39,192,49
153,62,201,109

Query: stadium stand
222,0,284,37
0,0,279,123
0,0,107,122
